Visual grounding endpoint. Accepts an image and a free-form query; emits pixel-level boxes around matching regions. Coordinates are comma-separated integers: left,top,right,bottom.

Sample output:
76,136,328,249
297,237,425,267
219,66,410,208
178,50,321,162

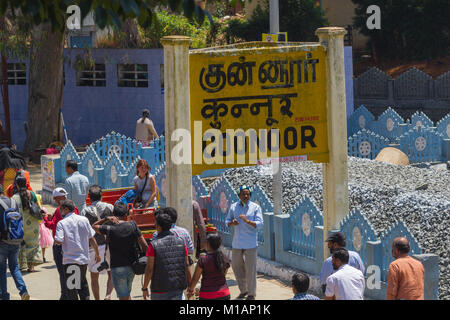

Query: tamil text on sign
189,44,328,175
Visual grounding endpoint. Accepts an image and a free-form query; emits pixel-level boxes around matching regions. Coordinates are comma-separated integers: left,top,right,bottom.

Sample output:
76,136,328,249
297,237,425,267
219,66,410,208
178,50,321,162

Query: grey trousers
231,248,257,297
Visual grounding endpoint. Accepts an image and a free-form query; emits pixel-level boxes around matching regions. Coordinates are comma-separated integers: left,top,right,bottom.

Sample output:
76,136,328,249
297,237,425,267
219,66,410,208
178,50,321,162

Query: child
39,208,53,263
291,272,320,300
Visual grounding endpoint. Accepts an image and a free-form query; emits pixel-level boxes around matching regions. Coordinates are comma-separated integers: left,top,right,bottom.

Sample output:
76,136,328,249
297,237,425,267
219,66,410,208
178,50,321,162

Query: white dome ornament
88,159,94,177
352,227,362,251
219,192,228,214
386,118,394,132
358,115,366,129
111,165,117,184
415,137,427,152
302,213,311,237
108,145,121,158
359,141,371,156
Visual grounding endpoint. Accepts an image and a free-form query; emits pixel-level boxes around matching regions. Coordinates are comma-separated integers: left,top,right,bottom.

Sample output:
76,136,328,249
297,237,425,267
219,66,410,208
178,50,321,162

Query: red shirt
146,241,188,257
43,206,79,239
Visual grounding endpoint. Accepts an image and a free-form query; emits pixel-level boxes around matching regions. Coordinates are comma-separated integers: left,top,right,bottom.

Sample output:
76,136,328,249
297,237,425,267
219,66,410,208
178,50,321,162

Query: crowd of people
0,156,426,300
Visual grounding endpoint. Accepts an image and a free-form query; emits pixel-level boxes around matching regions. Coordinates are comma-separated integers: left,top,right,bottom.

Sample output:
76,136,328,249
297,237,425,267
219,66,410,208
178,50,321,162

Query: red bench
87,187,216,239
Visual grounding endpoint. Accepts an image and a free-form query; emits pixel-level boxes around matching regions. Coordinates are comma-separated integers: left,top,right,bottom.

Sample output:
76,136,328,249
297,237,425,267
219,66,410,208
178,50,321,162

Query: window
76,63,106,87
117,64,148,87
5,63,26,85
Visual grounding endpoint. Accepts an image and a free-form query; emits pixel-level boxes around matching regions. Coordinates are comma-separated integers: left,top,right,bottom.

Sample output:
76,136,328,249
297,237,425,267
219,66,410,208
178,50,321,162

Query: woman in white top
132,159,157,209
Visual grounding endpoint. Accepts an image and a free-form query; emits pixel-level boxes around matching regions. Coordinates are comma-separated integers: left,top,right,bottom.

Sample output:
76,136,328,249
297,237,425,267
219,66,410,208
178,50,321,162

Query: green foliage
223,0,327,43
0,0,206,33
140,11,211,48
352,0,450,60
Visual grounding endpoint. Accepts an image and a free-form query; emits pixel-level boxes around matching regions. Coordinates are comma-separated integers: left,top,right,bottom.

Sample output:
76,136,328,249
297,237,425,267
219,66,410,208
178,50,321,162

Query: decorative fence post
102,152,127,189
372,107,405,143
348,129,390,159
347,105,375,137
154,162,167,207
251,184,274,260
411,254,440,300
208,176,238,248
59,141,81,182
273,195,324,275
340,208,378,267
379,220,422,283
79,145,102,186
397,126,444,163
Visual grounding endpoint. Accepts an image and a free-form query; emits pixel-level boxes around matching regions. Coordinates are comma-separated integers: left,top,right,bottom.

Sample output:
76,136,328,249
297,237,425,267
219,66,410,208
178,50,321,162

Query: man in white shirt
135,109,158,146
55,200,101,300
320,232,365,292
325,248,365,300
81,185,114,300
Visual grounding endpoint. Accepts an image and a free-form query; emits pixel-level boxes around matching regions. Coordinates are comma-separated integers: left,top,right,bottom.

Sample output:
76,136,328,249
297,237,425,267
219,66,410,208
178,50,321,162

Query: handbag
28,197,42,220
134,175,148,209
131,222,147,275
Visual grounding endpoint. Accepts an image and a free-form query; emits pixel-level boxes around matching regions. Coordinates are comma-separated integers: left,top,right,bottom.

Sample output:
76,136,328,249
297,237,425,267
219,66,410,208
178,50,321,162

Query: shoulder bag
131,222,147,275
134,175,148,209
28,192,43,220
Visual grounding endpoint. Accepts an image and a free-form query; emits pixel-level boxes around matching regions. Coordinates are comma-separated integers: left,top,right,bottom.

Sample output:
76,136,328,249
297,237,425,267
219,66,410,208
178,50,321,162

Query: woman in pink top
187,233,230,300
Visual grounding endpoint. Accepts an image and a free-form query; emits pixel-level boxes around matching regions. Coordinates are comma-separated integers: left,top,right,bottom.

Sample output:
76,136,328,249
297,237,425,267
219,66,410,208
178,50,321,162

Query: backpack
0,198,24,245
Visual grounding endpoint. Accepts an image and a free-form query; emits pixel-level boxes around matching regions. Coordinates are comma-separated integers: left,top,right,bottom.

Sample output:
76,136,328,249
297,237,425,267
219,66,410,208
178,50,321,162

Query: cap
239,185,252,194
325,232,346,246
52,187,67,198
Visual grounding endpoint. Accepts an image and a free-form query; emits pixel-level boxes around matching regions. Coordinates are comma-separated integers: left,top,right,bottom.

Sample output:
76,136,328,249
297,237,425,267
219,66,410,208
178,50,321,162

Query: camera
97,261,109,272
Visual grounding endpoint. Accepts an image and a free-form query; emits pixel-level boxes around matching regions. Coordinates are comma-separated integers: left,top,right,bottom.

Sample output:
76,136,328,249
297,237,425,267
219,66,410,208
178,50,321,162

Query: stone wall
354,67,450,122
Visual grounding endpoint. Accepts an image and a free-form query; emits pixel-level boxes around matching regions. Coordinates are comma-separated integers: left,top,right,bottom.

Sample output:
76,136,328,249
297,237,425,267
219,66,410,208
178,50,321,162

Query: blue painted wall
345,46,354,117
0,48,164,150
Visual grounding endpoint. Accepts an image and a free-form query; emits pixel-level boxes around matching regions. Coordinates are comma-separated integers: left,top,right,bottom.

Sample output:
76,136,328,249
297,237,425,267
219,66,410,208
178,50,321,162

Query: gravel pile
220,157,450,299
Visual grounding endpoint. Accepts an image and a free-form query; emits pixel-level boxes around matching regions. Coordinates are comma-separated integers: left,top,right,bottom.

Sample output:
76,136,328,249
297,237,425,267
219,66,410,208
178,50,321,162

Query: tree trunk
23,23,64,155
120,19,141,48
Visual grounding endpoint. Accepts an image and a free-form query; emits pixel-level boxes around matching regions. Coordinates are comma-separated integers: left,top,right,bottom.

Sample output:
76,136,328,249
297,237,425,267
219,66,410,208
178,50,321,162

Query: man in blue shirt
65,160,90,213
319,232,365,293
225,185,263,300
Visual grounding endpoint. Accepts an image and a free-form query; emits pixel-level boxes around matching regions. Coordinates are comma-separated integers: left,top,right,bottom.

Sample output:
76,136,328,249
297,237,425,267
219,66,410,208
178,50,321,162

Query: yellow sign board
189,44,328,175
262,32,288,42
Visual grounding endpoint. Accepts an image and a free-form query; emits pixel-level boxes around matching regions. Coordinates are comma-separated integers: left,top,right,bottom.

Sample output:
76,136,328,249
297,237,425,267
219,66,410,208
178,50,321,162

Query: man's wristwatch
142,288,148,291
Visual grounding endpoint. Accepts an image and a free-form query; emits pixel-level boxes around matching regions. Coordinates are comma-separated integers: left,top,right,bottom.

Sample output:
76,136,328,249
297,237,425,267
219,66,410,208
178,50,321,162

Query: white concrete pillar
315,27,349,261
161,36,194,241
272,160,283,215
269,0,280,34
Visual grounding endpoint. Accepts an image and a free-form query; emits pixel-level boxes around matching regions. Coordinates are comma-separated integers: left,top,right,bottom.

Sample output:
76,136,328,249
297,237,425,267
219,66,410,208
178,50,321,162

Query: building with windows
0,48,164,150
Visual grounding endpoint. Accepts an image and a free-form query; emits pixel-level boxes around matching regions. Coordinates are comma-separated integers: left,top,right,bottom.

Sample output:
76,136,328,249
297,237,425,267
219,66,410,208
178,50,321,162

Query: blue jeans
0,242,28,300
110,266,135,298
151,290,184,300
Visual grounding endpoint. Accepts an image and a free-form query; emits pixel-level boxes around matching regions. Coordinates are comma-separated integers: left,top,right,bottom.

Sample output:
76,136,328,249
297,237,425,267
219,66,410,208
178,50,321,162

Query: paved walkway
5,164,294,300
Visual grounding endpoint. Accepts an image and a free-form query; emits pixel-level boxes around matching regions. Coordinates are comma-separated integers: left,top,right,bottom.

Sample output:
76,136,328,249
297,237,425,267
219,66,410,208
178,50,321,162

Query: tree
352,0,450,60
224,0,327,43
0,0,205,154
0,12,29,146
